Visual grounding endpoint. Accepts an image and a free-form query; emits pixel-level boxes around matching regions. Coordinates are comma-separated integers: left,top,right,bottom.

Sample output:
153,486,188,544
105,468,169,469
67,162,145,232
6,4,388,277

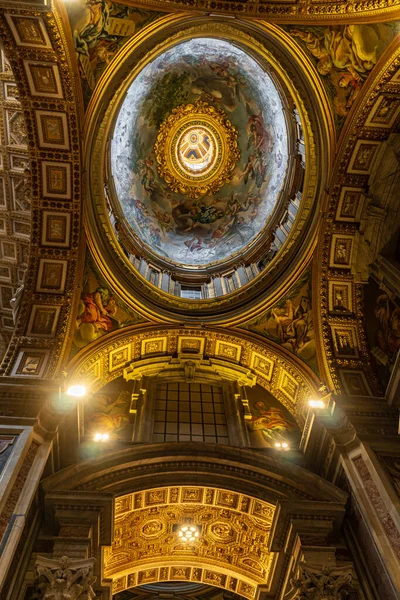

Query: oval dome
111,38,289,268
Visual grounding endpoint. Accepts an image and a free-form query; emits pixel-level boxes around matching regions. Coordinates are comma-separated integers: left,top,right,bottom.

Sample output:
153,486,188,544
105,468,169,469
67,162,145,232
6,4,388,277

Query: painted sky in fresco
111,38,288,267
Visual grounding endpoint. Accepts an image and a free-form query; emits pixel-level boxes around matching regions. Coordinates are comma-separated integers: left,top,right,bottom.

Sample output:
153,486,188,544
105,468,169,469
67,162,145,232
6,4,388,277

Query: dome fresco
111,38,289,267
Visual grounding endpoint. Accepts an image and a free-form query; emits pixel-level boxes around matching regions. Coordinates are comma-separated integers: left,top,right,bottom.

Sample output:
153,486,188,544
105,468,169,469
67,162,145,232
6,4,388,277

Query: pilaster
300,394,400,598
42,490,115,599
266,499,359,599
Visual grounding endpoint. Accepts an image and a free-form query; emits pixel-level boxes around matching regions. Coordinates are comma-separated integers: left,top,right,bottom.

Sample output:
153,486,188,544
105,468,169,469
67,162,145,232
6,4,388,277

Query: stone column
42,490,115,599
0,379,61,599
223,382,250,447
130,377,151,443
300,394,400,598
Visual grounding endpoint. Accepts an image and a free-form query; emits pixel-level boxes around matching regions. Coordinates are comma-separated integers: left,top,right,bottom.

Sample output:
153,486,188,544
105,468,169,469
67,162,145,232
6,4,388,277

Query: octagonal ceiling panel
111,38,288,268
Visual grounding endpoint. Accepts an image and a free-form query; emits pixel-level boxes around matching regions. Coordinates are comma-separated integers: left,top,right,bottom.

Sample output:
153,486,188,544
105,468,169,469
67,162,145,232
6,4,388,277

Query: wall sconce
66,384,87,398
93,433,110,442
309,399,325,408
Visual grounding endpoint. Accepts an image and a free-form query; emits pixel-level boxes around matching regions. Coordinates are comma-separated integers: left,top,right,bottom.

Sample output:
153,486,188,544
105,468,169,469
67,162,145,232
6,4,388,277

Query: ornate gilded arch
41,444,347,598
67,323,322,423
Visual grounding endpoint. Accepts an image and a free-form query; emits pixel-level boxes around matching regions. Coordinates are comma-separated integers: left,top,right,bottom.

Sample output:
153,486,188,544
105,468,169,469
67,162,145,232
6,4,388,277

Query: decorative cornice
87,0,400,24
41,443,348,504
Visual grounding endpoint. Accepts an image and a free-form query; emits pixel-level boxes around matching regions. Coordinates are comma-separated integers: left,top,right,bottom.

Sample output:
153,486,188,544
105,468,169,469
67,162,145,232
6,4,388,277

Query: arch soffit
67,324,321,423
83,16,333,324
42,446,347,598
315,37,400,395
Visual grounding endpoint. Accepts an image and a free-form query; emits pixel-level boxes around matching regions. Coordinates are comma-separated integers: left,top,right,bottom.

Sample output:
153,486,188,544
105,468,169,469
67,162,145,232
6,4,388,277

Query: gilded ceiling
1,5,400,599
111,38,289,267
0,0,398,405
106,486,275,597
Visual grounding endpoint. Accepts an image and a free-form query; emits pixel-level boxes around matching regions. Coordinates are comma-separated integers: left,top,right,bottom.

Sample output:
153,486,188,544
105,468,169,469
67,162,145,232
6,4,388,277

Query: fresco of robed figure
246,386,300,449
84,379,133,442
242,267,317,375
72,257,144,352
286,23,396,125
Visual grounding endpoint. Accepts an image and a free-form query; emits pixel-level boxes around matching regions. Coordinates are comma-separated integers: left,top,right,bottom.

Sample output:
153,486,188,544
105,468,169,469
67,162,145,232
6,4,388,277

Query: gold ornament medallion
154,101,240,199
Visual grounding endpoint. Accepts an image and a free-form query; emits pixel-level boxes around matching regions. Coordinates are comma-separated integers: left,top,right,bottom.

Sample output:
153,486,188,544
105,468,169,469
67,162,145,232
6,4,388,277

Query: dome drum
85,18,330,321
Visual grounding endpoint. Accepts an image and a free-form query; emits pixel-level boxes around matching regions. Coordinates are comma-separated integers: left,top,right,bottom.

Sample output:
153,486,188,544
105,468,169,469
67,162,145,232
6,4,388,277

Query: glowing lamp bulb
275,442,282,448
66,384,86,397
178,525,199,542
94,432,109,442
282,442,289,449
309,399,325,408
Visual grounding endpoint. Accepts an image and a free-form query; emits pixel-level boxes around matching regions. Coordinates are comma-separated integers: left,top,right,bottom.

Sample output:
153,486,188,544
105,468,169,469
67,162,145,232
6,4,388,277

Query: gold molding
0,4,84,378
154,101,240,198
84,0,400,24
83,17,330,323
314,39,400,395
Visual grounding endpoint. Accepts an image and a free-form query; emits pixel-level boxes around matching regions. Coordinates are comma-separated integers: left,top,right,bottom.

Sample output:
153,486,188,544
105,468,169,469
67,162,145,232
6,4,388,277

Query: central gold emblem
154,101,240,199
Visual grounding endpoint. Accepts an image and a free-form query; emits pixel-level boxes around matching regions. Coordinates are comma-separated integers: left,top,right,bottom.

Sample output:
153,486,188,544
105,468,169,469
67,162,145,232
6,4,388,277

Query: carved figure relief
34,556,97,600
290,563,353,599
364,278,400,387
